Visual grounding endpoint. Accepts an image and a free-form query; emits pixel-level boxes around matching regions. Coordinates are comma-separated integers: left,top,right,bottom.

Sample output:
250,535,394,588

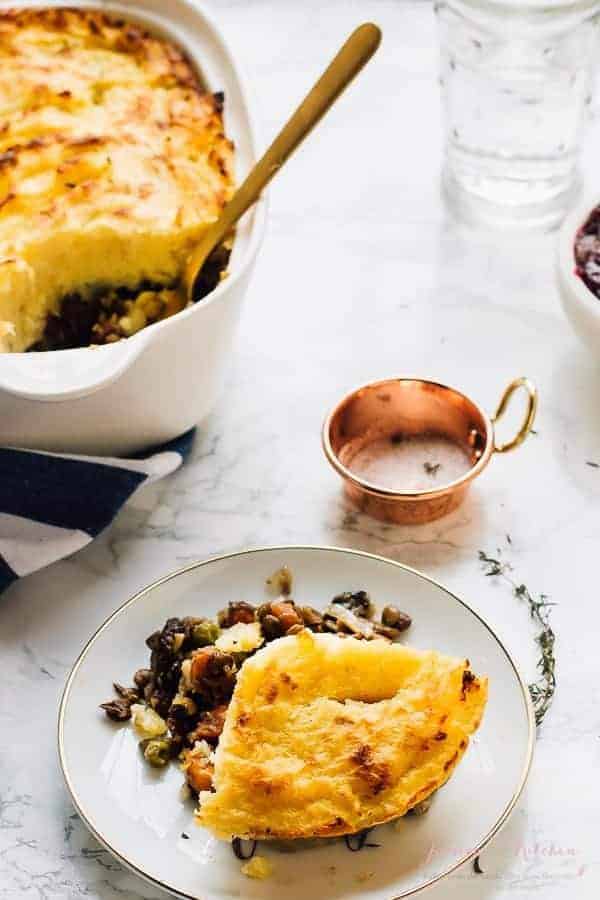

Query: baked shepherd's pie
101,570,488,853
0,7,234,352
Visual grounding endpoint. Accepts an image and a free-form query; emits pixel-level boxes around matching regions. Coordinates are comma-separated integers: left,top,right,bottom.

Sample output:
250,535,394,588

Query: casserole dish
0,0,266,454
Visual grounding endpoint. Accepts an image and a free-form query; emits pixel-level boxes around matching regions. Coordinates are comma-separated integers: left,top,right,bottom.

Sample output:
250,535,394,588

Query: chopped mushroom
324,604,375,638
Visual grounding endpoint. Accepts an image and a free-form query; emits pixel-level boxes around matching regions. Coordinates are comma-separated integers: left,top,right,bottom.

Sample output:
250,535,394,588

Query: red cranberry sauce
575,205,600,299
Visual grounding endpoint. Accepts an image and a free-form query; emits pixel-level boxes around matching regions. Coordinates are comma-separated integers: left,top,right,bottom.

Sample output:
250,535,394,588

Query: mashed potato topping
0,8,234,351
197,631,488,840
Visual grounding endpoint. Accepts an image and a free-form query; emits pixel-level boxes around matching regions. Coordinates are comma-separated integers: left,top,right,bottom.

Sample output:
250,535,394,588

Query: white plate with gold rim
58,546,534,899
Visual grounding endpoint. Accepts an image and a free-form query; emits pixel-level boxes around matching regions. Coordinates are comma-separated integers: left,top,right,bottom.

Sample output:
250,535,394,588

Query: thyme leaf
478,549,556,728
585,460,600,469
423,462,441,475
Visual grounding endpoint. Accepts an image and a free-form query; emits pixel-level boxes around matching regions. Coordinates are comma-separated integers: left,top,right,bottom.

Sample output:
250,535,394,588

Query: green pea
142,736,171,767
191,621,220,647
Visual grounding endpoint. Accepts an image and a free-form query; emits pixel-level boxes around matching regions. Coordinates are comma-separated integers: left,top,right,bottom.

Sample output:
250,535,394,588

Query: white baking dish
0,0,266,453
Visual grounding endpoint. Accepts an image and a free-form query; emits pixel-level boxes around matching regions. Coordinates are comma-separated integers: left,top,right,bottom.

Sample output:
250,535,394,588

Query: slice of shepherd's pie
197,630,488,840
0,8,234,352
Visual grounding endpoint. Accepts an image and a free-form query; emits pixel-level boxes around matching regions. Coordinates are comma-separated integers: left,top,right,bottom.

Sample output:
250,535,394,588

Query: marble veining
1,0,600,897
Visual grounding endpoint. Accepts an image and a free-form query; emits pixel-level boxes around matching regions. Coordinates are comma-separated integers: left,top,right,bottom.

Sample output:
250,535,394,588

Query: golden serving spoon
184,22,382,302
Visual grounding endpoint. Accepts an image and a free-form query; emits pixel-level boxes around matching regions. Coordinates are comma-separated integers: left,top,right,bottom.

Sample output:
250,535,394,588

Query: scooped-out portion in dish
0,8,234,353
197,630,488,841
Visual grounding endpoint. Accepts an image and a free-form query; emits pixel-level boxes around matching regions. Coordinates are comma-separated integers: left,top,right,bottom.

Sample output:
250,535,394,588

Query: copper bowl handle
492,377,538,454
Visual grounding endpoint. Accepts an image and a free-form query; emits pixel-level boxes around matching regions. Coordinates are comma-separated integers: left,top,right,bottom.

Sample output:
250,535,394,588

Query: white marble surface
1,0,600,897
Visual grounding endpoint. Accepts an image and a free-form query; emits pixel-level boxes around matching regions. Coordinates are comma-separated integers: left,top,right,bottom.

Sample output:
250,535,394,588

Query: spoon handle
185,22,381,299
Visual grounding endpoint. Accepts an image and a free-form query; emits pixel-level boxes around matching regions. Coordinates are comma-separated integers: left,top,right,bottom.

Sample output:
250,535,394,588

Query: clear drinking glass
436,0,600,229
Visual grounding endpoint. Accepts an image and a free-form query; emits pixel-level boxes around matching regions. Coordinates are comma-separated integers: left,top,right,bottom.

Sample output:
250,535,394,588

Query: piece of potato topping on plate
196,630,488,840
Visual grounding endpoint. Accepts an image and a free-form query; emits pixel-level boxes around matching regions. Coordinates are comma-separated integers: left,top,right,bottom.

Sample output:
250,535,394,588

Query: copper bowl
322,377,538,524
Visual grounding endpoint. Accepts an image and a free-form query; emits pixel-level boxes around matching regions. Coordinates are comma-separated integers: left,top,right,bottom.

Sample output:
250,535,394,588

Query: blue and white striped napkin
0,429,194,593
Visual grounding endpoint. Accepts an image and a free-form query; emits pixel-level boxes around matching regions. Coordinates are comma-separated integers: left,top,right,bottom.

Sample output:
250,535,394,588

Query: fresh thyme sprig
478,548,556,728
